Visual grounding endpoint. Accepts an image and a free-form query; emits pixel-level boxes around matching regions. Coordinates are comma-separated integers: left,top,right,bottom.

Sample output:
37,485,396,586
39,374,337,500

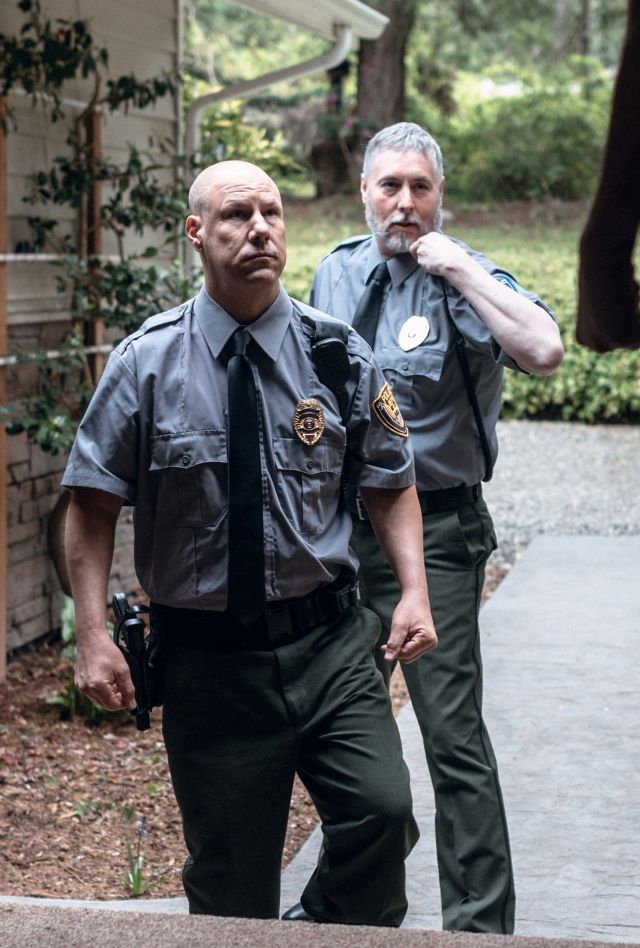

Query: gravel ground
483,419,640,571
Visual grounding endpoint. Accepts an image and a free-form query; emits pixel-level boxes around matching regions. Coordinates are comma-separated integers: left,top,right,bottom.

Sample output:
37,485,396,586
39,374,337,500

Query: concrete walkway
2,534,639,945
281,534,640,942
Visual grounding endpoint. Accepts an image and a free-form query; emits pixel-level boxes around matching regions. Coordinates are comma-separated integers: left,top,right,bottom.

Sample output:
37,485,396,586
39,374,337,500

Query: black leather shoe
281,902,322,923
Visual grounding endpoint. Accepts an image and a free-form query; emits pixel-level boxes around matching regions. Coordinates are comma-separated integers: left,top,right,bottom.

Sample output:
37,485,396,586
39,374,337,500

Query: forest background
186,0,638,424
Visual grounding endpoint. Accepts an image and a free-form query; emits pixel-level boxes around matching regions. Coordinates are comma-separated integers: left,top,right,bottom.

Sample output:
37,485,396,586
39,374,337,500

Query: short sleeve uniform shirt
311,234,555,490
62,285,414,610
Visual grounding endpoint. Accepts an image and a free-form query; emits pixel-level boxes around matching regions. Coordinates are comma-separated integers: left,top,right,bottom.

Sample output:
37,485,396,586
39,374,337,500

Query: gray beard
364,201,443,254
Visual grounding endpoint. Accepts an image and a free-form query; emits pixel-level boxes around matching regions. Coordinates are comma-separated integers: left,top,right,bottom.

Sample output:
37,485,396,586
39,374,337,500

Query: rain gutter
185,24,353,160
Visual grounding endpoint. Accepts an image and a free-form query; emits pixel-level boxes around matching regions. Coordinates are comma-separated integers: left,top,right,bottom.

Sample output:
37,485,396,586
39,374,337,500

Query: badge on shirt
398,315,430,351
372,383,409,438
293,399,325,446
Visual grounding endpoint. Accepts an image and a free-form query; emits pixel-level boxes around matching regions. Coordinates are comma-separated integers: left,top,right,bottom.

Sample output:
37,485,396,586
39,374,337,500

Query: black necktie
351,261,391,349
226,328,265,627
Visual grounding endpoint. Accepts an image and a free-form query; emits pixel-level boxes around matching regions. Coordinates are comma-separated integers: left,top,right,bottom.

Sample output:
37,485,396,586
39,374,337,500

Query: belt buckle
354,493,368,521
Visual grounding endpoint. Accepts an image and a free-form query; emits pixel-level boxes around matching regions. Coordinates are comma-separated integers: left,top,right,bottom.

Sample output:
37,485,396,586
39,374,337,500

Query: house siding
2,0,179,652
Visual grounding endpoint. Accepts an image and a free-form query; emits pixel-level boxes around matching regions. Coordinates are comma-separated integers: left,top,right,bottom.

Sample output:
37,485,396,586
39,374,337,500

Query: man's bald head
188,161,281,217
185,160,286,322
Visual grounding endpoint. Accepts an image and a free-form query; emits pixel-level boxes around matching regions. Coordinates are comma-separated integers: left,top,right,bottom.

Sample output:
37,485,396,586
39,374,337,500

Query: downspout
185,24,353,161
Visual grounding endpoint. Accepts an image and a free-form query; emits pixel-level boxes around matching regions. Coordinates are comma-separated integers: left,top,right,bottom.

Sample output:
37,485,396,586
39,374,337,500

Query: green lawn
283,196,640,424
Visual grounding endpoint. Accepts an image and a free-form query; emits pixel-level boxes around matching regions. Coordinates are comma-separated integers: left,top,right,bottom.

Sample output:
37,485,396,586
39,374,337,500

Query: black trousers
161,606,419,924
351,497,515,933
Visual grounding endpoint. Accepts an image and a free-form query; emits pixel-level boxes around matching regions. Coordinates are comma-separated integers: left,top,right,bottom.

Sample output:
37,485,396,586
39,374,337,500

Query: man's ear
185,214,203,252
360,173,368,205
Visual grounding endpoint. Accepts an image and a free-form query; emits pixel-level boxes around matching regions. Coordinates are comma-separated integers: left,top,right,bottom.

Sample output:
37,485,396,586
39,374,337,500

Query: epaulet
329,234,370,253
291,298,352,344
116,299,193,354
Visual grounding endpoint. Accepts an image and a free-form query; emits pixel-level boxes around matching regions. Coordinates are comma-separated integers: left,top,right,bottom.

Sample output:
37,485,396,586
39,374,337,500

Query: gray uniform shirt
62,285,414,610
311,234,555,491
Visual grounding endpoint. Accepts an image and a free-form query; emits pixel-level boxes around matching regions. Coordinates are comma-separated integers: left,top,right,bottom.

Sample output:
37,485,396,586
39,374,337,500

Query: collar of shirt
364,243,421,288
193,283,294,361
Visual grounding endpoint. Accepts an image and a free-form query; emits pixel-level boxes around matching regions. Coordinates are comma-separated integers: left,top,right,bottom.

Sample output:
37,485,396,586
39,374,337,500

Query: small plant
73,797,114,820
125,816,148,897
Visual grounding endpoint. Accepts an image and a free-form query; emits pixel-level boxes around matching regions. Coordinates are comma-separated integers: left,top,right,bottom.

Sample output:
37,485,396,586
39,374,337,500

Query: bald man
62,161,438,924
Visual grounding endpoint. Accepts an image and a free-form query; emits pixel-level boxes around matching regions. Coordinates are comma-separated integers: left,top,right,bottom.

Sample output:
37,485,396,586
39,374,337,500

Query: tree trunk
579,0,591,55
356,0,419,139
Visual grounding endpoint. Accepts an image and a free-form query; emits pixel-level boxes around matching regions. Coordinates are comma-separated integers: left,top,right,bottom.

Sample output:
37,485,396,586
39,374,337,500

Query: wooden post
85,108,104,384
0,101,8,681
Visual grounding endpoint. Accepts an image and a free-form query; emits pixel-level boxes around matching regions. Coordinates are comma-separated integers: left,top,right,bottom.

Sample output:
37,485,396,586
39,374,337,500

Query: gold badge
399,315,430,351
372,383,409,438
293,399,325,446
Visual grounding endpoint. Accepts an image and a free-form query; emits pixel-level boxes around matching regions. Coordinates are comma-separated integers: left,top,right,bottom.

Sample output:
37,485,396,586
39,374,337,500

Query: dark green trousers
161,606,419,924
351,496,515,933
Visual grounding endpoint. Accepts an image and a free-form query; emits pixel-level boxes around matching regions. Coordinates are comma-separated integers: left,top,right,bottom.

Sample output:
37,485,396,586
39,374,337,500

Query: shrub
453,221,640,424
415,59,612,204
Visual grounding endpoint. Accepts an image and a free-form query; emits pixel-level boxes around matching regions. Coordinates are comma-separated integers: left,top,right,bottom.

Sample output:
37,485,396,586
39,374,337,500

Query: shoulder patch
494,273,519,292
372,382,409,438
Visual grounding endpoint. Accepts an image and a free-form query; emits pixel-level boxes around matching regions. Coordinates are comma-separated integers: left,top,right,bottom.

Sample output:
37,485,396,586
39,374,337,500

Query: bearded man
288,122,563,934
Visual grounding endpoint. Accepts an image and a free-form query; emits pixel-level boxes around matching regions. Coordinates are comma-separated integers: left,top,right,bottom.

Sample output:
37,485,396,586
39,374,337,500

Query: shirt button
306,461,314,470
181,455,190,466
402,362,409,370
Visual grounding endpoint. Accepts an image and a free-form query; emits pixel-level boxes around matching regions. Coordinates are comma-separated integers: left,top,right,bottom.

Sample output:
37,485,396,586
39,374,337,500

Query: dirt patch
0,564,505,902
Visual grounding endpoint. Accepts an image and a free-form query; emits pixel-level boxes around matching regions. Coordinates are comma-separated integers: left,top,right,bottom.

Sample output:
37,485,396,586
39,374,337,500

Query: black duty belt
351,483,481,521
152,570,358,652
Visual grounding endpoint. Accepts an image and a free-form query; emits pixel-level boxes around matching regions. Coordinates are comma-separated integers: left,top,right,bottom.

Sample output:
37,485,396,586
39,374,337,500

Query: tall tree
356,0,419,136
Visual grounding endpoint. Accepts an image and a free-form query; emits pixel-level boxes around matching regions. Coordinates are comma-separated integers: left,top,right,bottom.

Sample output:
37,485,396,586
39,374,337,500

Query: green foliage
451,219,640,424
414,59,612,203
501,342,640,424
185,0,324,88
0,0,107,129
73,797,115,820
55,256,195,337
125,816,148,897
0,332,91,454
407,0,627,79
0,1,190,454
186,83,301,179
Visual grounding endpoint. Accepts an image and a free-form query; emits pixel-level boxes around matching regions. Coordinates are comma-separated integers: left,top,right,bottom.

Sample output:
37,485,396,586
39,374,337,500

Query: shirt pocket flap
149,430,227,470
381,347,446,383
272,437,343,475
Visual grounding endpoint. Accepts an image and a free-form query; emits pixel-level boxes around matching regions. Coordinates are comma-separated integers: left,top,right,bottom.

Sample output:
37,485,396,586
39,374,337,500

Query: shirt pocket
149,430,227,528
272,437,344,536
379,347,446,415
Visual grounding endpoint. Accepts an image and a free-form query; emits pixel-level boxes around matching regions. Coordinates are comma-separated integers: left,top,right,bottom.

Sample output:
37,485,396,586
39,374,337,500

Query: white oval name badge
399,315,430,351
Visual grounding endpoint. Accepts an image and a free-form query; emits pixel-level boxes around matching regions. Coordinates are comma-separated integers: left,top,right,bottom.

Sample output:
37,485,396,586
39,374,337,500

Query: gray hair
362,122,444,182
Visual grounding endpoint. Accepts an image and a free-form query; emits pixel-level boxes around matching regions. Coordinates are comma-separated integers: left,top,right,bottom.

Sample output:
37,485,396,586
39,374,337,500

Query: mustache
385,213,422,228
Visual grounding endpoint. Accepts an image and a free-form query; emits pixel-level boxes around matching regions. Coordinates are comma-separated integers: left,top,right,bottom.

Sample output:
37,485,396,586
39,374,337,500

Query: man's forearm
452,263,564,375
359,484,427,595
65,487,122,635
358,484,437,662
64,487,136,711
